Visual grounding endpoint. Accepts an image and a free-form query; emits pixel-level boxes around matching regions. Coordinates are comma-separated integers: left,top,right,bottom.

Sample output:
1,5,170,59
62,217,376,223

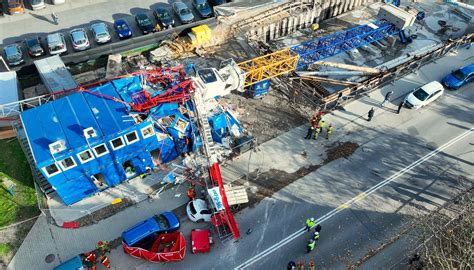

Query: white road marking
235,128,473,269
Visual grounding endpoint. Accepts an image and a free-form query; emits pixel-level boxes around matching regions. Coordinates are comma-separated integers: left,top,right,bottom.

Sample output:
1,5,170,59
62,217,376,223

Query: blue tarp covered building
20,77,162,205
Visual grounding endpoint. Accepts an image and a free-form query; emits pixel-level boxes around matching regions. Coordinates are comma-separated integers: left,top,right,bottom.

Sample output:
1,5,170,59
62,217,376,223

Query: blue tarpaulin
55,176,97,205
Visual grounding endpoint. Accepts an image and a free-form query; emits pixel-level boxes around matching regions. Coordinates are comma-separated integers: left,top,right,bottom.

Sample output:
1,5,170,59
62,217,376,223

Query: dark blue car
122,211,180,247
442,63,474,89
154,7,175,29
114,19,132,39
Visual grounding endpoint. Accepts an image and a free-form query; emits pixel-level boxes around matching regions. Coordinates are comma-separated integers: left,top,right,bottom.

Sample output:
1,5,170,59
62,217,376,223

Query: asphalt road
0,0,219,70
130,48,473,269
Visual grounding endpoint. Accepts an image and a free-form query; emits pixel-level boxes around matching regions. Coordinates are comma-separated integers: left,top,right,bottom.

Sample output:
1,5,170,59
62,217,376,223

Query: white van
47,33,67,55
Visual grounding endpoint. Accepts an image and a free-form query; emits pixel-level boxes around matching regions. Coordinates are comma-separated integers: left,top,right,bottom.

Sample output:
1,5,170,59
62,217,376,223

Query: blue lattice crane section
291,20,399,70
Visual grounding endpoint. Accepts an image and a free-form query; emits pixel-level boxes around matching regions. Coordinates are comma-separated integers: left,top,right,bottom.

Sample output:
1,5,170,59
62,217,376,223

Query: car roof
136,13,148,19
4,44,20,53
122,217,160,247
192,199,209,211
195,0,208,4
71,29,86,39
155,7,169,13
420,81,443,94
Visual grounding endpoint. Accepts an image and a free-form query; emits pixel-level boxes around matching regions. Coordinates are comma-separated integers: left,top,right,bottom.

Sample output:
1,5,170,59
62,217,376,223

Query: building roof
21,79,135,165
0,71,19,105
34,55,78,93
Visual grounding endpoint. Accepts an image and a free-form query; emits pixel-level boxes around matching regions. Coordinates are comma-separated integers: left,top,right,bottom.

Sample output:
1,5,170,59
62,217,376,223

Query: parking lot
0,0,223,70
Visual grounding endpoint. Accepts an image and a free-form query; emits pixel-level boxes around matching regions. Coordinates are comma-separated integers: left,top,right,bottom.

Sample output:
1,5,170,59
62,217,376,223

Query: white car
47,33,67,55
404,81,444,110
70,29,90,51
186,199,212,222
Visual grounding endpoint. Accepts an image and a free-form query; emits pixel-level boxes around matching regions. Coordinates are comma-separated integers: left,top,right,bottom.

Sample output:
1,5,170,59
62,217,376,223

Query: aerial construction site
0,0,472,269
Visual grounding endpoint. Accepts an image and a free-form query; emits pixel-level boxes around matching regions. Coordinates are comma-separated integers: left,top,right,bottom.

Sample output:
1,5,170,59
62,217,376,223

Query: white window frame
125,130,140,145
140,124,155,139
93,143,109,158
42,163,61,178
58,156,78,171
76,149,95,164
110,136,126,150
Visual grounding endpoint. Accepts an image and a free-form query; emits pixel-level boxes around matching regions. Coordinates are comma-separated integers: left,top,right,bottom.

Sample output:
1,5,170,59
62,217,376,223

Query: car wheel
198,218,204,222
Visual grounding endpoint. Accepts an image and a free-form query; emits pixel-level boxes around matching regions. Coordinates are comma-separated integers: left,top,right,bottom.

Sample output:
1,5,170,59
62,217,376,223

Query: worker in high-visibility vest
82,252,97,270
96,240,111,255
313,231,320,241
305,217,315,232
326,123,334,140
307,239,316,253
100,255,111,269
319,120,326,134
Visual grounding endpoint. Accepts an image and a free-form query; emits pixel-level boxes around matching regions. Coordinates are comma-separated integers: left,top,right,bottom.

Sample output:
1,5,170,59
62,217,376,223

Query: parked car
114,19,132,39
30,0,45,10
404,81,444,110
153,7,175,29
193,0,213,18
135,13,155,35
173,1,194,24
121,211,180,247
7,0,25,14
25,37,45,57
91,23,112,44
442,63,474,90
47,33,67,55
210,0,226,5
186,199,212,222
70,28,90,51
3,44,24,66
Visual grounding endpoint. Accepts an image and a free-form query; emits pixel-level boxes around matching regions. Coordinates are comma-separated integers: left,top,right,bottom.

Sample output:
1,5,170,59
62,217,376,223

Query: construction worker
308,260,315,270
319,120,326,134
313,231,320,241
305,116,318,140
96,240,111,255
287,261,297,270
305,217,315,232
307,239,316,253
367,107,375,121
326,123,334,139
99,255,111,269
313,123,320,140
82,252,97,270
187,185,196,200
381,90,394,107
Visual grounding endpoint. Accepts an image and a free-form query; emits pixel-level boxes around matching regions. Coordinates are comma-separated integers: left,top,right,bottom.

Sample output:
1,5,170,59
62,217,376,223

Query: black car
135,13,155,35
25,37,45,57
153,7,175,29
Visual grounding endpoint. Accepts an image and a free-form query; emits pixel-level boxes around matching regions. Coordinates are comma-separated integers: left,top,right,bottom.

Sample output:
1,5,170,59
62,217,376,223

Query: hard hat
97,240,103,245
314,232,319,235
310,217,315,222
329,123,333,127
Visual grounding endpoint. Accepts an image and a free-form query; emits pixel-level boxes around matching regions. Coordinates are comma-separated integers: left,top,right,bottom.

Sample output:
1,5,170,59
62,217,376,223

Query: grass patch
0,139,39,227
0,243,12,257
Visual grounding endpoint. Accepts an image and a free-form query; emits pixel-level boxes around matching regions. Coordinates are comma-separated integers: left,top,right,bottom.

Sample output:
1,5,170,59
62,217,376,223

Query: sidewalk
8,46,473,269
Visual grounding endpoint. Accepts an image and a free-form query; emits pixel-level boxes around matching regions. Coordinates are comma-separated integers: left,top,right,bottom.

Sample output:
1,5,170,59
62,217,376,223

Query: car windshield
412,88,429,101
159,12,170,19
452,69,467,81
180,8,191,15
116,23,128,31
197,3,209,9
72,32,85,44
138,17,151,25
189,202,197,215
154,214,170,230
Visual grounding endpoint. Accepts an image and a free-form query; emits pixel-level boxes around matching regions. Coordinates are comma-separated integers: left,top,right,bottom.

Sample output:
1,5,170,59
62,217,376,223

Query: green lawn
0,139,39,227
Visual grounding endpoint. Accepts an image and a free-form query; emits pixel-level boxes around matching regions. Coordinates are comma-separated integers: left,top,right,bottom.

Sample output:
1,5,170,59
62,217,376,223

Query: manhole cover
45,254,55,263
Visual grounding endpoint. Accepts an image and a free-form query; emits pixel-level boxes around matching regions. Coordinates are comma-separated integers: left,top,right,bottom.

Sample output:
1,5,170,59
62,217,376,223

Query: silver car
3,44,24,66
173,1,194,24
70,28,90,51
91,23,111,44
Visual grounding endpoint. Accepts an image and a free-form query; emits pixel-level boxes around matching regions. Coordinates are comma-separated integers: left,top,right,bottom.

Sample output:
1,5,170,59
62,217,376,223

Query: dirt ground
236,141,359,208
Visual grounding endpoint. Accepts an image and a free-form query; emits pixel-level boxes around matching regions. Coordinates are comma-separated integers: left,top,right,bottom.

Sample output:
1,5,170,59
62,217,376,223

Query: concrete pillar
274,22,281,39
256,27,263,42
269,23,275,40
263,25,269,42
349,0,355,10
282,18,288,36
